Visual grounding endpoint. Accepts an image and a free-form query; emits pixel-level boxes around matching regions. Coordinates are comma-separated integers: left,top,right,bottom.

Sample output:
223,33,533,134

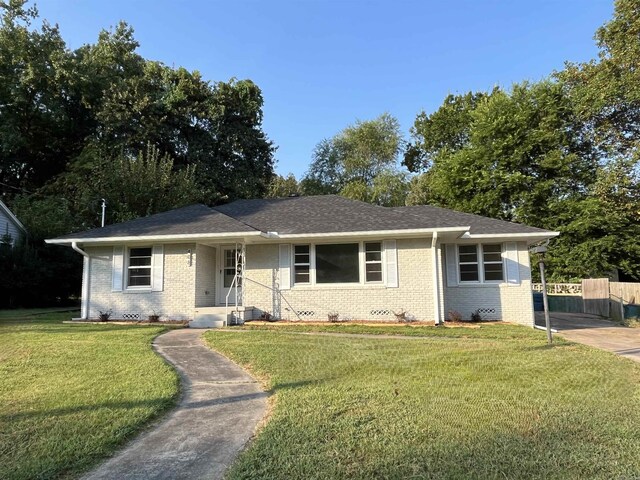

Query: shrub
98,309,112,322
328,311,340,322
470,310,482,322
447,310,462,322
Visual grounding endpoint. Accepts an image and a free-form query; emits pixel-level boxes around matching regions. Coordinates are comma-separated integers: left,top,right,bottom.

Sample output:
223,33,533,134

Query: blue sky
37,0,613,177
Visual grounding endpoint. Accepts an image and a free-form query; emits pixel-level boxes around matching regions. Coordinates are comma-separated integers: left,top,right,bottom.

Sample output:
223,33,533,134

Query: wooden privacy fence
533,279,640,320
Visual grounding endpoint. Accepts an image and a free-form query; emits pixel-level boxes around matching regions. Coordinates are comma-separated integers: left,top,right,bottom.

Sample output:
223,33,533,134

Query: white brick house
0,199,26,247
46,196,558,327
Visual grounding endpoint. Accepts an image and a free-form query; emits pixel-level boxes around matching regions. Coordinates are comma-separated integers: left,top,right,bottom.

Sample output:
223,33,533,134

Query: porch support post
431,232,442,325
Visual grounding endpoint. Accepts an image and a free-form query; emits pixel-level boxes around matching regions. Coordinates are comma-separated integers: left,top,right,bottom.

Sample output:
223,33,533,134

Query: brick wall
85,243,196,321
244,238,434,321
442,241,534,326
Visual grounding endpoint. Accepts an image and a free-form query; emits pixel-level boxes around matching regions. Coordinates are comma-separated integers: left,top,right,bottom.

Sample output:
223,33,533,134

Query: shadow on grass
2,379,317,422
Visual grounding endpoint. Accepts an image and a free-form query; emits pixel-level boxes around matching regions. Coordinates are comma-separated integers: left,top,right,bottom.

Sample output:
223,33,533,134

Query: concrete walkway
536,312,640,363
83,329,268,480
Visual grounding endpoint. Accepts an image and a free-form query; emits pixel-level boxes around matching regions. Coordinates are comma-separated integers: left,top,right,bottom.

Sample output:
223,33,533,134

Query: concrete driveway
83,328,268,480
535,312,640,363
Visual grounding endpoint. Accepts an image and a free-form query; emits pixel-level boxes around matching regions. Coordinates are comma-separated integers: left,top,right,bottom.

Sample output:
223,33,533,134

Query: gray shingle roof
54,204,257,240
50,195,552,241
213,195,432,234
391,205,548,234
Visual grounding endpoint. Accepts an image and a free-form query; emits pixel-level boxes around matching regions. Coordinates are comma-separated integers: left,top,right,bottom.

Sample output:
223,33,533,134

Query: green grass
237,320,548,340
0,311,180,480
204,325,640,479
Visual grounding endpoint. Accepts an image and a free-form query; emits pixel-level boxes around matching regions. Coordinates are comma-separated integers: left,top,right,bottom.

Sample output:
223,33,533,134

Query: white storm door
219,246,242,305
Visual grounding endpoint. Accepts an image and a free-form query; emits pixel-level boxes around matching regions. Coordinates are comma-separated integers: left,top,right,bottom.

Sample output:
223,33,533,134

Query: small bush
328,311,340,322
470,310,482,322
98,309,112,322
447,310,462,322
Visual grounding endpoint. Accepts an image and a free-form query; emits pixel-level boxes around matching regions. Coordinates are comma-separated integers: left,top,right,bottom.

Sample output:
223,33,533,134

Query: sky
36,0,614,178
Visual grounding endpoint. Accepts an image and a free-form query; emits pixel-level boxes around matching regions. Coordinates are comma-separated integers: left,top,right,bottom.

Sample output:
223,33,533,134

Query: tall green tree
302,113,409,206
0,1,276,204
406,82,596,226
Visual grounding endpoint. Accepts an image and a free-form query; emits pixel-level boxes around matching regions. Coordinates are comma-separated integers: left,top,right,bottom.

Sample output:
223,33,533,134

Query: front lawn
204,325,640,479
0,311,179,480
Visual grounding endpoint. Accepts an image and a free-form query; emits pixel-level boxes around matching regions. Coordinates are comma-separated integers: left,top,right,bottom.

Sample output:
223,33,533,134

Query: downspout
431,232,442,325
72,242,90,320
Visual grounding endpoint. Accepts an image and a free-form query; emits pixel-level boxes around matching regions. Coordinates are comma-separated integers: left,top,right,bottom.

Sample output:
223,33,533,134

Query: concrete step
190,306,254,328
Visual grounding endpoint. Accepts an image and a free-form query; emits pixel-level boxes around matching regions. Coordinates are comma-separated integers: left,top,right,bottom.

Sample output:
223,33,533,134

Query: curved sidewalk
83,328,267,480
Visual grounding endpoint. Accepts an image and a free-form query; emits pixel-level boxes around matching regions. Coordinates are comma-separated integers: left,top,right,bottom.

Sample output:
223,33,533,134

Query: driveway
83,328,268,480
535,312,640,363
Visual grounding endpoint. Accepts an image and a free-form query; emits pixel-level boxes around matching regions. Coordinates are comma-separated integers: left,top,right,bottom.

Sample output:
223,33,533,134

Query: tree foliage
302,113,408,206
0,0,276,306
0,1,275,202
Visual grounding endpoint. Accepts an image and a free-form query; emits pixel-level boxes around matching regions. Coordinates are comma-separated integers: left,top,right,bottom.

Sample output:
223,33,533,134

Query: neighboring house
0,199,26,247
46,195,558,327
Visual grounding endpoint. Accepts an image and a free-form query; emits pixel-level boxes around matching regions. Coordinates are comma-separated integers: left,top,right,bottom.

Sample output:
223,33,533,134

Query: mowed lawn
0,311,179,480
204,324,640,479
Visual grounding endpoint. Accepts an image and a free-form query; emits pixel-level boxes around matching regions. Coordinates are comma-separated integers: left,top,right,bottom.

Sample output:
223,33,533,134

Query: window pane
295,245,309,254
129,256,151,267
294,254,310,264
365,242,381,252
459,245,477,254
366,251,381,262
295,272,310,283
484,262,504,281
365,263,382,282
129,275,151,286
483,253,502,263
459,263,479,282
130,247,152,257
294,265,310,284
316,243,359,283
483,244,502,253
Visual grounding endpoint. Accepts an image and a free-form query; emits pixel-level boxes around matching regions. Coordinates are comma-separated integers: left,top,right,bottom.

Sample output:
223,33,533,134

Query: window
364,242,383,282
294,245,310,284
458,245,479,282
315,243,360,284
482,244,504,281
127,247,152,287
456,244,505,283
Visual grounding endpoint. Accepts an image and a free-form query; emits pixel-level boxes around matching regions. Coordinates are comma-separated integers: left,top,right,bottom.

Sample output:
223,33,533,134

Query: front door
219,246,242,305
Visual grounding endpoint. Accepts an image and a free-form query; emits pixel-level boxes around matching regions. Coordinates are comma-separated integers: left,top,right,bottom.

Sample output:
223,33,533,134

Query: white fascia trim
0,200,27,233
265,226,471,240
463,232,560,239
45,231,263,245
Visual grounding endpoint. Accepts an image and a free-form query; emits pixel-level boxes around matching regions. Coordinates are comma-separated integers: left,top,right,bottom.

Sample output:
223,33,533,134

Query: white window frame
364,241,384,284
481,244,505,283
457,244,480,283
293,244,311,285
291,241,387,287
456,243,505,284
126,246,153,290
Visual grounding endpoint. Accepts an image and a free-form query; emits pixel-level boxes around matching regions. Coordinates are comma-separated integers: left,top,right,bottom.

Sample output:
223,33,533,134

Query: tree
59,144,203,225
406,82,597,226
560,0,640,156
302,113,409,206
0,1,276,203
267,173,299,198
